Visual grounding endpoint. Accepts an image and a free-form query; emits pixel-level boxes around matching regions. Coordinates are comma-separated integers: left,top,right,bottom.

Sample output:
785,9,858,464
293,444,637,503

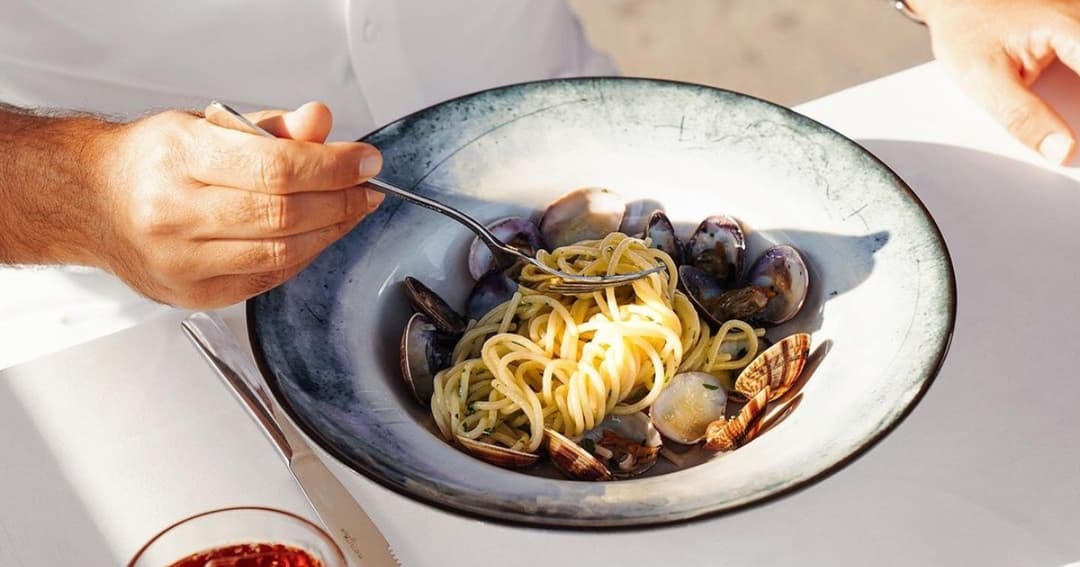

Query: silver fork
206,101,665,291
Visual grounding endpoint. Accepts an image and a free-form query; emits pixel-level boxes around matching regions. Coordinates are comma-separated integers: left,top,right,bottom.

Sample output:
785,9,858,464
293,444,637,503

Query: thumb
962,56,1076,164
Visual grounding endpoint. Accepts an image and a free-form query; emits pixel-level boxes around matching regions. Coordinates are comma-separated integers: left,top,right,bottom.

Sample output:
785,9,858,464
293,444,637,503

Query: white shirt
0,0,614,369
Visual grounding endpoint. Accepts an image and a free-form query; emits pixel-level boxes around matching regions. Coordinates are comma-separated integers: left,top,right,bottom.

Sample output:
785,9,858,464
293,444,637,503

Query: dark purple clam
678,265,725,326
747,245,809,325
686,215,746,287
404,276,466,335
466,270,519,320
704,287,770,323
680,265,768,325
539,187,626,249
618,198,664,237
399,313,455,405
645,210,682,264
467,217,544,280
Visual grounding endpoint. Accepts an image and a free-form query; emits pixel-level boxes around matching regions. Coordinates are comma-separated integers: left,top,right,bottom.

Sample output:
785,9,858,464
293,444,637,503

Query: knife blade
181,312,401,567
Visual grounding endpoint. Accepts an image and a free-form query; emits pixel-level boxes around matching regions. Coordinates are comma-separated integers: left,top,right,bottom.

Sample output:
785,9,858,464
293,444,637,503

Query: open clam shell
399,313,455,405
734,333,811,401
538,187,626,249
747,245,809,325
467,217,544,279
679,265,767,327
678,265,725,327
403,276,466,335
456,435,539,469
545,428,614,481
580,413,663,478
704,386,770,452
649,372,729,445
645,210,683,264
686,215,746,287
703,286,770,323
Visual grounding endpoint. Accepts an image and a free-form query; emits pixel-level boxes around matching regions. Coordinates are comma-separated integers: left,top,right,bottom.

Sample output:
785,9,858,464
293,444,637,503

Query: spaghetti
431,232,763,454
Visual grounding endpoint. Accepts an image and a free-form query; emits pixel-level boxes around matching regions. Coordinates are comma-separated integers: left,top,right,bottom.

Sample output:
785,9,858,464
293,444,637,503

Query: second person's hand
909,0,1080,164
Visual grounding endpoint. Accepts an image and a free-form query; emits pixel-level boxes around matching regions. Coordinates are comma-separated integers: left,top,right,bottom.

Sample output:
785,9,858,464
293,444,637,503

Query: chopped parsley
702,383,719,391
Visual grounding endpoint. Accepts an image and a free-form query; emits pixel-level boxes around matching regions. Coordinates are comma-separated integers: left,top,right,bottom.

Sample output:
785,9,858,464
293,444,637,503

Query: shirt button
363,19,381,42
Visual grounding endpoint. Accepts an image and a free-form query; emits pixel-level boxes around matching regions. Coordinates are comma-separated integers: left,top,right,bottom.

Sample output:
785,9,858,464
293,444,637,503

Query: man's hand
909,0,1080,164
0,101,383,308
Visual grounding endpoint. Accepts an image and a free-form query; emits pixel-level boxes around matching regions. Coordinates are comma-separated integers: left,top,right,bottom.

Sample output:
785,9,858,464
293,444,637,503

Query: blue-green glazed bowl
248,78,955,528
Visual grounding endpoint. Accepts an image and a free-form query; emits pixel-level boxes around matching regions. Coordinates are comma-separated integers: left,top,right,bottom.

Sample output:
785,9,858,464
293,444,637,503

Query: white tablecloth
3,62,1080,566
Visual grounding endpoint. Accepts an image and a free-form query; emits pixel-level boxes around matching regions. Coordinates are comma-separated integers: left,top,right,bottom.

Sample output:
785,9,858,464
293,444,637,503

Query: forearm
0,104,118,266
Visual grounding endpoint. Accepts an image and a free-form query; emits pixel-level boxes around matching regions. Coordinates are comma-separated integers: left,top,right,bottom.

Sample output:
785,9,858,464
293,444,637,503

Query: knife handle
182,312,293,463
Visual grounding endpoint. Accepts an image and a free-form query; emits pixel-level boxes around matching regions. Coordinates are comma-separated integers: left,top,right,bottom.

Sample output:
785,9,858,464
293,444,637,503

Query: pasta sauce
166,543,321,567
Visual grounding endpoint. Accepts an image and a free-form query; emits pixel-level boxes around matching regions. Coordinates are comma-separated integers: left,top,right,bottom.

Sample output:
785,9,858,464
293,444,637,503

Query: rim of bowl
126,506,346,566
245,76,958,530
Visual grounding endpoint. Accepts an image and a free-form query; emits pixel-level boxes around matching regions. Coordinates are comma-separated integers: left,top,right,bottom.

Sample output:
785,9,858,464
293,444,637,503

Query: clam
704,386,770,452
680,243,809,328
404,277,466,335
545,428,613,481
649,372,729,444
465,270,518,320
546,413,663,480
539,187,626,249
686,215,746,287
678,265,725,326
456,435,539,469
467,217,544,279
619,199,666,236
645,210,683,264
399,313,455,405
701,286,770,323
733,333,810,402
747,245,809,325
580,413,663,478
679,265,768,327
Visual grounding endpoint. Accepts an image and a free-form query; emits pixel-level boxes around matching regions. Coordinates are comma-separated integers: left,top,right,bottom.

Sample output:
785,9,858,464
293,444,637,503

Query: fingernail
1039,133,1073,165
359,152,383,179
366,188,385,211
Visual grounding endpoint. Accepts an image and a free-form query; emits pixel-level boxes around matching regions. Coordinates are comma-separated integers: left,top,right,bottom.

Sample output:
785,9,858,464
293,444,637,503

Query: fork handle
366,178,515,258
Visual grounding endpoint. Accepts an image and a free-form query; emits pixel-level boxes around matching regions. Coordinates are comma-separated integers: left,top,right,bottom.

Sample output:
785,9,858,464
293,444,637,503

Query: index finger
190,123,382,194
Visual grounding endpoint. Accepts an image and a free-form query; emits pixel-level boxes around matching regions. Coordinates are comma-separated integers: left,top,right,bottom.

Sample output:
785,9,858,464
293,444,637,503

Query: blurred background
570,0,932,105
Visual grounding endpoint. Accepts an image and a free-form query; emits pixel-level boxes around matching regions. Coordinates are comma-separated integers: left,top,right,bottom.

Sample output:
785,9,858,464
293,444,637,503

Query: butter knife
181,312,400,567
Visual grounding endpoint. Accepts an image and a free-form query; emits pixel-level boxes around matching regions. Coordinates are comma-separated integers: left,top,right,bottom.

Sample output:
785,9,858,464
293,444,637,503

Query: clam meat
747,245,809,325
546,413,662,480
686,215,746,287
650,372,729,444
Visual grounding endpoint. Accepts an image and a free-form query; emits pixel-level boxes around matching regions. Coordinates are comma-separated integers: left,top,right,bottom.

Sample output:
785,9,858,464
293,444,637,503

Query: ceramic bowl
248,78,955,527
